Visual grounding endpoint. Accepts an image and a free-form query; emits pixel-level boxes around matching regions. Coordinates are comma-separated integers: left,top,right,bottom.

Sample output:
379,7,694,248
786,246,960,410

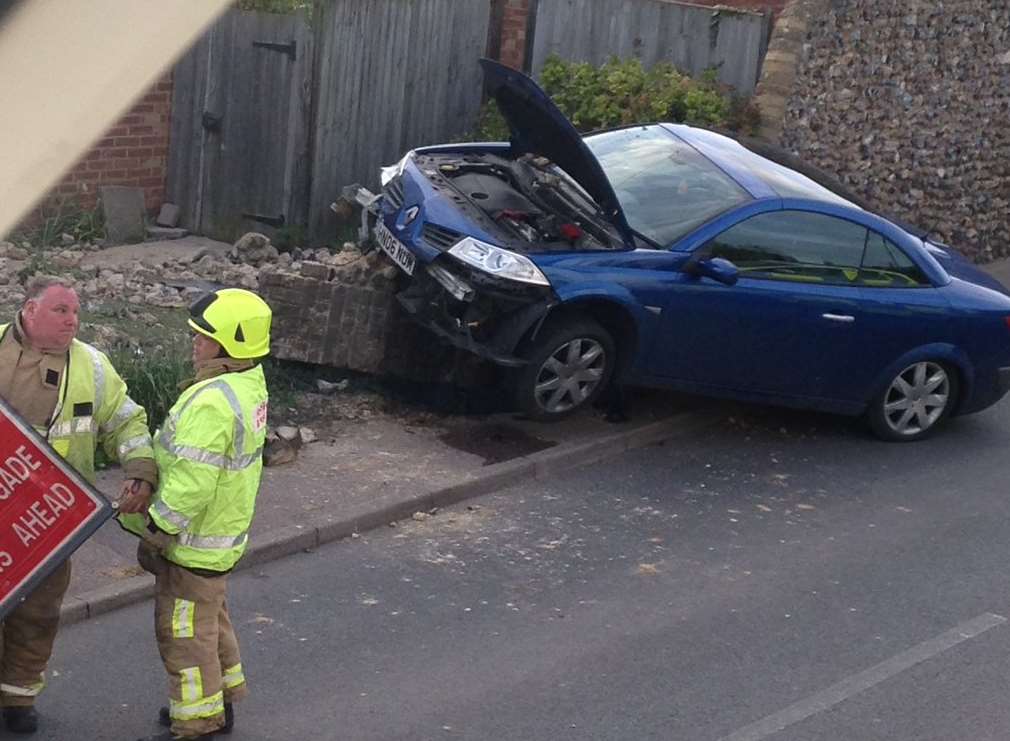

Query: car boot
136,731,214,741
158,703,233,733
3,706,39,734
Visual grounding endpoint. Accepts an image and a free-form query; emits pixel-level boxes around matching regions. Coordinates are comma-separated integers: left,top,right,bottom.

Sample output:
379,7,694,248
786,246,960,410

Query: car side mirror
685,257,739,286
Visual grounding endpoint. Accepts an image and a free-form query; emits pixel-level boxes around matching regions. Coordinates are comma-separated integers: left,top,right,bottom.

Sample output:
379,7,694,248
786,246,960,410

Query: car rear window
585,126,751,247
678,127,858,206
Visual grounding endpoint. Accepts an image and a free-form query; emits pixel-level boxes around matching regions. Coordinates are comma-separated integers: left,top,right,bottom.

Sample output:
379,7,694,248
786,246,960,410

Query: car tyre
514,318,616,421
867,360,959,442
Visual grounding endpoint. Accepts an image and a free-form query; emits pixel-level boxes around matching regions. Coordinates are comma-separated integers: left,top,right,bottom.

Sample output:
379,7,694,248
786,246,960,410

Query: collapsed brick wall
259,256,453,381
779,1,1010,261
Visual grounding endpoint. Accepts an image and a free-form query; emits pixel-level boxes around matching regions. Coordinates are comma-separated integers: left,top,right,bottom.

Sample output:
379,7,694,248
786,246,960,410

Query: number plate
375,221,416,276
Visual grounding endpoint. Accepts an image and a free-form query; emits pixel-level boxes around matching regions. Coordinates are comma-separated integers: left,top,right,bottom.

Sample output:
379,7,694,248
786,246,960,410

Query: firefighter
0,276,157,735
119,288,271,741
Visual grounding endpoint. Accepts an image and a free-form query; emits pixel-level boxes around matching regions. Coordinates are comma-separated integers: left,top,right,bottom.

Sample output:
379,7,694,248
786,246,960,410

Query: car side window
859,232,931,288
704,211,867,286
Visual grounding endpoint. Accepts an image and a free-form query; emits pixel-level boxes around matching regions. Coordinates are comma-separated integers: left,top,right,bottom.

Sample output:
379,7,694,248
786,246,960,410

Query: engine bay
413,151,623,252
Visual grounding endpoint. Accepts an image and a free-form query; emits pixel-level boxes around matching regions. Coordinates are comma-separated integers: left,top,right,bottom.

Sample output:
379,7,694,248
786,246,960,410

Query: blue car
367,60,1010,440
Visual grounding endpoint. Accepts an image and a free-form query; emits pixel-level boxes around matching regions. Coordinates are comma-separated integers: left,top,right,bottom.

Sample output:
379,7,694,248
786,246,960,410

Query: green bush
468,101,510,142
471,55,760,140
541,55,731,131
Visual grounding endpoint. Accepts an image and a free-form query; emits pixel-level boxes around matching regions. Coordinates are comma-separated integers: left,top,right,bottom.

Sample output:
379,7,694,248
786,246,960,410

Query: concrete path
78,236,231,269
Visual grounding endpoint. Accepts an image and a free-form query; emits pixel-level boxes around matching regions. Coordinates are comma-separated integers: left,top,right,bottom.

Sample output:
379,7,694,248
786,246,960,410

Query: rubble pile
782,2,1010,261
0,231,394,311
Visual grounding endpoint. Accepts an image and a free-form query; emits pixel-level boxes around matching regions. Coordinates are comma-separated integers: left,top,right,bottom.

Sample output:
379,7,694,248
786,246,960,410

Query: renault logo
403,205,420,225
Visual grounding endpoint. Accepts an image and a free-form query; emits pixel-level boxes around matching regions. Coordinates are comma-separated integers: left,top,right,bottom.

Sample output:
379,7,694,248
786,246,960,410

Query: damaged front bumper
354,184,557,367
396,257,556,367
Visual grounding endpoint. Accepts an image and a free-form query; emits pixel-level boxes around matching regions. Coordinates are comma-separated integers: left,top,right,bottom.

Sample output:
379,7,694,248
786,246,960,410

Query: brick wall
499,0,531,70
47,75,173,215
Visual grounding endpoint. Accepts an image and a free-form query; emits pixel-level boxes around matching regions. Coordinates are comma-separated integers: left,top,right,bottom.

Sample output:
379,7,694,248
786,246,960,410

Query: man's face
22,286,80,351
192,331,222,366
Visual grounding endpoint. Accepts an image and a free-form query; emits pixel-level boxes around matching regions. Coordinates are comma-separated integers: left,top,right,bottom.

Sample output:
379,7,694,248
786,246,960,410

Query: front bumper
396,258,556,367
357,182,557,367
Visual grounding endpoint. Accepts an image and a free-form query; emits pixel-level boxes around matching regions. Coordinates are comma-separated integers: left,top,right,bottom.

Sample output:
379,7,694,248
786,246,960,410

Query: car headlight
448,237,550,286
380,151,413,187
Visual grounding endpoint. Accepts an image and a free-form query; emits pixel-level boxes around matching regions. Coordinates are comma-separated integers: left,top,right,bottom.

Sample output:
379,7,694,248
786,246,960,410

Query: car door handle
822,313,855,323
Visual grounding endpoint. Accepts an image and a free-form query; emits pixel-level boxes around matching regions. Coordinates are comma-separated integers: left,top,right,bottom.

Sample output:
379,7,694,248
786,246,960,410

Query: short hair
23,275,76,304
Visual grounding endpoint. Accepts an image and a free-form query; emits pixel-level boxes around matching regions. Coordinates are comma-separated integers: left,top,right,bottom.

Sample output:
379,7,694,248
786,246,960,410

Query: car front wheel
514,318,615,421
868,360,958,441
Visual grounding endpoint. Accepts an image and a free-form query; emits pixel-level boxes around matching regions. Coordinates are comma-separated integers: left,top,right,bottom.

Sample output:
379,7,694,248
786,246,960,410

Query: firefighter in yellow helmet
119,288,271,741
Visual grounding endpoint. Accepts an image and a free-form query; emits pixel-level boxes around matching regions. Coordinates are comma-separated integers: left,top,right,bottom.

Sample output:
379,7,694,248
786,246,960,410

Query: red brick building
39,74,172,218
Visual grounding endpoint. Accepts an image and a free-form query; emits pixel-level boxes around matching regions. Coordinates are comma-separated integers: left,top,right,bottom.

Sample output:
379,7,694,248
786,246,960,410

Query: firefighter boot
3,706,39,734
158,703,233,734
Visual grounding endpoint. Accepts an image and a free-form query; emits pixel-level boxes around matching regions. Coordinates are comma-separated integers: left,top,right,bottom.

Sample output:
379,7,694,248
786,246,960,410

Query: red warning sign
0,397,113,617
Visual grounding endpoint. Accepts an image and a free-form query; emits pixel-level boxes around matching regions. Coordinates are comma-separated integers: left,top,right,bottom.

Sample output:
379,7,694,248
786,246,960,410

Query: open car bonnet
479,59,635,247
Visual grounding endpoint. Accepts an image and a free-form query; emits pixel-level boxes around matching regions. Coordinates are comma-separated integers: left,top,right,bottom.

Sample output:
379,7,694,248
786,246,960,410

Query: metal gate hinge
252,40,297,61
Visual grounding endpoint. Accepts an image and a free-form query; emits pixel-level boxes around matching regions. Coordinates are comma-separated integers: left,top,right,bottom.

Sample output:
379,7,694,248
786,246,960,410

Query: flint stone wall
761,0,1010,261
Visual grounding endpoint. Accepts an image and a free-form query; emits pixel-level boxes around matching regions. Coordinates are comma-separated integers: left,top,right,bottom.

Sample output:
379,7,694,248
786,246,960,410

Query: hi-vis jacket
0,323,155,484
121,366,268,573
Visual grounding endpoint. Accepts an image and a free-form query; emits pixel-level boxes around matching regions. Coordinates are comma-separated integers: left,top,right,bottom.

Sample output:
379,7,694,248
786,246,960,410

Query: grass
6,199,105,248
110,344,191,432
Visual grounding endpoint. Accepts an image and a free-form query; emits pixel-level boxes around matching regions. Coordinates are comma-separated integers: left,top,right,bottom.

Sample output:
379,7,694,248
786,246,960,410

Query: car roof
662,124,860,207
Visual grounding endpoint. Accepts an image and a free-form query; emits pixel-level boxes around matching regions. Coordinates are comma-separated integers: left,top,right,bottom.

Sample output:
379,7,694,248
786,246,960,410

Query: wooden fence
529,0,770,94
308,0,491,241
167,10,315,242
167,0,769,244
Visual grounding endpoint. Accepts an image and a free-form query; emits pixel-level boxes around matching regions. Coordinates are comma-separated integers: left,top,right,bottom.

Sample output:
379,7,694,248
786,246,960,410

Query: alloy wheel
533,338,607,414
882,361,951,437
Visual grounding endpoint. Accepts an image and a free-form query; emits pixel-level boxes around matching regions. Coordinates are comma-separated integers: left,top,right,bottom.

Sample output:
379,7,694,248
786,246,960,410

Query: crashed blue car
365,59,1010,441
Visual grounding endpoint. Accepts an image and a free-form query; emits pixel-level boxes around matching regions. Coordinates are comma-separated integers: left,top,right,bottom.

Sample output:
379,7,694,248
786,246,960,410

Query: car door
850,231,952,393
648,210,872,404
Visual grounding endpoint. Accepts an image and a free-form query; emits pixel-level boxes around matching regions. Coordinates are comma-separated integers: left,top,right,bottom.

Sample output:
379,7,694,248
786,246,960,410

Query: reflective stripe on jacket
0,323,154,484
121,365,268,572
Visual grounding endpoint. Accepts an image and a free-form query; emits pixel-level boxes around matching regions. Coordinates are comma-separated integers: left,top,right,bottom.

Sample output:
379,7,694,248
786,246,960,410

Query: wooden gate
166,10,314,242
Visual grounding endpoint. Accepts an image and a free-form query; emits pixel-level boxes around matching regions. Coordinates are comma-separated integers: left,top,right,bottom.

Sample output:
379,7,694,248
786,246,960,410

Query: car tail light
1004,316,1010,331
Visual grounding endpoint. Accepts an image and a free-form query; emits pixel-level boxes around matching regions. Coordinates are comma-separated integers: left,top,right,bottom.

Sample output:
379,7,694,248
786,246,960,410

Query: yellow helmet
188,288,272,359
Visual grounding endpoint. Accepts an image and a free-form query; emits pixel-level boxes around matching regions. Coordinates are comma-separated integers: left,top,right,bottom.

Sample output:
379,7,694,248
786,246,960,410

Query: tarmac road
32,396,1010,740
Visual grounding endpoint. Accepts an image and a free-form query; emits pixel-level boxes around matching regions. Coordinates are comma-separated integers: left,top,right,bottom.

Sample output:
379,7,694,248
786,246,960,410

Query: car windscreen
584,126,751,246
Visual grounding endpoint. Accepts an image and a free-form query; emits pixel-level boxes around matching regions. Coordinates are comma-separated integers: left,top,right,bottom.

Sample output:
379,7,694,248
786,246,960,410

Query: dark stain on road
440,422,557,465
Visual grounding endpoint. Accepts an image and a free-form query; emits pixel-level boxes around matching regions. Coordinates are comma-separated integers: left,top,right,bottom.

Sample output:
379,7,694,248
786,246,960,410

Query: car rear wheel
514,318,615,421
868,361,958,441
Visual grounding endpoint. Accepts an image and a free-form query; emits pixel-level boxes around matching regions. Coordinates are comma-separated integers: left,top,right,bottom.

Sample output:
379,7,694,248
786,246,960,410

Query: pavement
53,255,1010,626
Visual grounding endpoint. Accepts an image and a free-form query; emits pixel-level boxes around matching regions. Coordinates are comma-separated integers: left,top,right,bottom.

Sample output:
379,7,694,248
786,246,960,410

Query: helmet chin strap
192,356,254,383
